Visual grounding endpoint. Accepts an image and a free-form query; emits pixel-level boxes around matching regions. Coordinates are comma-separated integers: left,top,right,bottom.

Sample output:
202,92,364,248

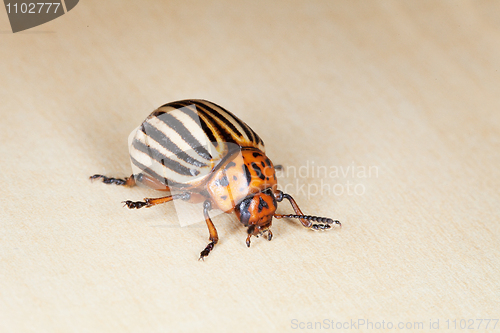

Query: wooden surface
1,1,499,332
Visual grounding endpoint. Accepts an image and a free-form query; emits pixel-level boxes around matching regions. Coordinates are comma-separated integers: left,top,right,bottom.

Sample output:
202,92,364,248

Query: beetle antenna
274,214,341,230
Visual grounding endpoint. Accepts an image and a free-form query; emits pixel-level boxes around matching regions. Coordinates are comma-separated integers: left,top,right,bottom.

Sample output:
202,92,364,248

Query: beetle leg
123,192,190,209
90,173,171,191
246,234,252,247
274,190,340,229
274,213,341,230
244,226,271,247
274,191,310,227
90,174,136,186
199,201,218,260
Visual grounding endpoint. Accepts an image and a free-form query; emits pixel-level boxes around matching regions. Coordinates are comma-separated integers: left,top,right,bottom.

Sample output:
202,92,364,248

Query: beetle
91,99,340,259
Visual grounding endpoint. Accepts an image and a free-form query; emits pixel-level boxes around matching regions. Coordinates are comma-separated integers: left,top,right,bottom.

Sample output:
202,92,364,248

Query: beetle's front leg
199,201,219,260
245,225,272,248
274,213,341,230
273,190,341,230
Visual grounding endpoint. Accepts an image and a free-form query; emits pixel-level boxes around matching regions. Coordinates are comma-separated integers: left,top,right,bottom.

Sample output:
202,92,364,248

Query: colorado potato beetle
91,99,340,259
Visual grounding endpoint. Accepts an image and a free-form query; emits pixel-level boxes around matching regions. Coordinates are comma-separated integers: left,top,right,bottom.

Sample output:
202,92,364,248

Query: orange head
206,148,278,235
234,188,277,236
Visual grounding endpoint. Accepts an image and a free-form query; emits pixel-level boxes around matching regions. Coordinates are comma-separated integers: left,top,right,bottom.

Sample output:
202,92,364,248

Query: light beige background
1,1,499,332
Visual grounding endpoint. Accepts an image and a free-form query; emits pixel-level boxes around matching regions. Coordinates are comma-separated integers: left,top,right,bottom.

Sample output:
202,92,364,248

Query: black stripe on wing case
132,139,200,176
178,104,219,148
198,106,239,144
238,121,257,143
130,156,192,188
206,100,258,143
196,102,242,139
130,156,168,186
156,112,213,161
158,100,193,110
141,122,207,168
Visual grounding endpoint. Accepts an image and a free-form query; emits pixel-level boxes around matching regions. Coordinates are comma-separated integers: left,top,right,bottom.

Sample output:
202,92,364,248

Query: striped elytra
128,100,265,188
91,99,341,260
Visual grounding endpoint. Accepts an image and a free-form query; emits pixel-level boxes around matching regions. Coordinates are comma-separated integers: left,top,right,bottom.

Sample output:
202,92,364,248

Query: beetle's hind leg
90,174,136,186
274,213,340,230
124,192,190,209
199,201,218,260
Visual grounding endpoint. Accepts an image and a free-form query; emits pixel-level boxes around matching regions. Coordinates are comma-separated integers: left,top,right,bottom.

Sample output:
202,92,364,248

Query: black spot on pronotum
258,197,269,212
220,175,229,186
251,162,265,180
233,175,237,180
215,175,229,187
221,195,227,200
225,161,236,169
243,164,252,185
